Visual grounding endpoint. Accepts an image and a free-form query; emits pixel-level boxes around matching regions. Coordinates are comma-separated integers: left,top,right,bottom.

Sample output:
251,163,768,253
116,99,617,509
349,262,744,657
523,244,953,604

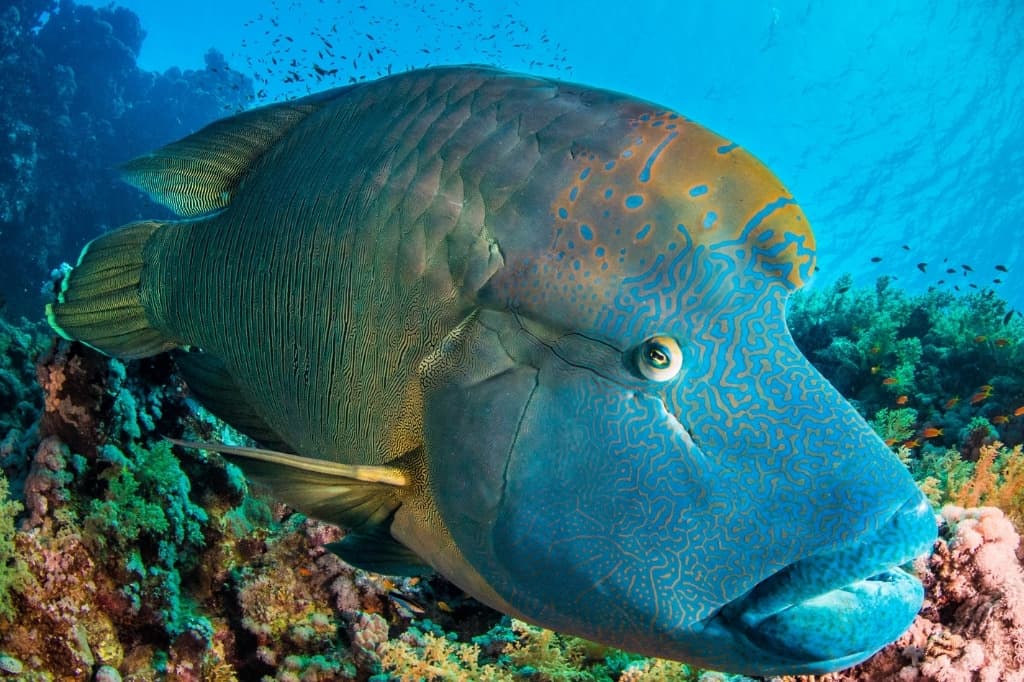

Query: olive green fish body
46,66,936,675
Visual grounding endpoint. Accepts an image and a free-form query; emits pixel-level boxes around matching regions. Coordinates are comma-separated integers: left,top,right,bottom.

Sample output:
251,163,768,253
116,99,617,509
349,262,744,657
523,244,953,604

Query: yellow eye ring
636,336,683,382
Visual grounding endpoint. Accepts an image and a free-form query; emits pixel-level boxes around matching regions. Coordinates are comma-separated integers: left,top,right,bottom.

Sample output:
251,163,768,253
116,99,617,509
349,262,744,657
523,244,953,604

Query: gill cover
420,306,715,633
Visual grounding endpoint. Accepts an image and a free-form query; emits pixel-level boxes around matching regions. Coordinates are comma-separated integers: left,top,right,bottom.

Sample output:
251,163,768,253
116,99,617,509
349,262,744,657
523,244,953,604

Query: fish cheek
487,369,729,639
418,309,542,593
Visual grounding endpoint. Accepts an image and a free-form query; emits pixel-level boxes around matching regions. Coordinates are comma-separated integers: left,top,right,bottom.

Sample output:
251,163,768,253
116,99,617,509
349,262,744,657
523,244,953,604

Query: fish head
419,106,936,675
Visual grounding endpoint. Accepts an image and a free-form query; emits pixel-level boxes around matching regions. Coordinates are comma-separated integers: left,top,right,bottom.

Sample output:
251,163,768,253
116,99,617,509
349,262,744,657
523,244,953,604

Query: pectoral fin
167,438,429,575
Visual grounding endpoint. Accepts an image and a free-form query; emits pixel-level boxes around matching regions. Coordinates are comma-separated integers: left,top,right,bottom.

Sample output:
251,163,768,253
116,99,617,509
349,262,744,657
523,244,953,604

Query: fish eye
634,336,683,382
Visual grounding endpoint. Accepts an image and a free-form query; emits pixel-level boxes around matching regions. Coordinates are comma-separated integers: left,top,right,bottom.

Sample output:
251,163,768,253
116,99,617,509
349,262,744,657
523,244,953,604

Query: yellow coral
378,631,513,682
951,441,1024,529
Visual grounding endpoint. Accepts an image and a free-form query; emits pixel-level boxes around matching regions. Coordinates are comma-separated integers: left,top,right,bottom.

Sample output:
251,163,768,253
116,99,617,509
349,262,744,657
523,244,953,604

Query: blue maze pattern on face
480,103,926,664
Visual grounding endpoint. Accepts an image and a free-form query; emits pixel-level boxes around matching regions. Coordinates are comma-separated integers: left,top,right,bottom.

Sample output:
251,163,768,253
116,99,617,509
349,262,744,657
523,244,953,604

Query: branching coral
833,506,1024,682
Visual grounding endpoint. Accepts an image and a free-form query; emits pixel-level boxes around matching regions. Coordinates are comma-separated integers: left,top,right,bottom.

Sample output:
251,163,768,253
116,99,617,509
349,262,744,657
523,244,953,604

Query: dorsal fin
120,90,344,217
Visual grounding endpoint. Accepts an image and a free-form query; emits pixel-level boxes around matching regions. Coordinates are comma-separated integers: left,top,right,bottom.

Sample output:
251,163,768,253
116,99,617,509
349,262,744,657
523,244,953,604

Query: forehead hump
549,109,816,296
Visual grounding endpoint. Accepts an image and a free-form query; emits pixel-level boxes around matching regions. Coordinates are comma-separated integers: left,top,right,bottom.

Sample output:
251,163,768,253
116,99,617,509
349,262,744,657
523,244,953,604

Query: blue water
30,1,1024,313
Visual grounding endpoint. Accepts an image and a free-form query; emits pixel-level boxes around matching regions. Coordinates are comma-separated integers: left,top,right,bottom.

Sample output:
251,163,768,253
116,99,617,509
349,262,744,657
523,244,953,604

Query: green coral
84,440,209,638
789,276,1024,450
0,471,31,621
870,407,919,444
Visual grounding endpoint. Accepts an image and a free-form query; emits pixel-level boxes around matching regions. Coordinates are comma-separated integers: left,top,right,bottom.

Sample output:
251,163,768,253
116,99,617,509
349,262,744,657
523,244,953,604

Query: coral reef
0,0,1019,678
789,275,1024,453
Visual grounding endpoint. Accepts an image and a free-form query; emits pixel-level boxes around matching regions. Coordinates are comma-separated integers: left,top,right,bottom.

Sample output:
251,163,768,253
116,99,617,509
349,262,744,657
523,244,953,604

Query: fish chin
730,567,923,673
714,493,936,674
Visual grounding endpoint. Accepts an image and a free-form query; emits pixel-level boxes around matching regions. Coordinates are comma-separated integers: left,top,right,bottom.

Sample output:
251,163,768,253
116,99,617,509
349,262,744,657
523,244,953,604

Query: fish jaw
708,492,935,674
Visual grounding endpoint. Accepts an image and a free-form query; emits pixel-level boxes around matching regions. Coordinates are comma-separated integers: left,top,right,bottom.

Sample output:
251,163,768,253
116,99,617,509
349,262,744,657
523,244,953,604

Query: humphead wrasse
46,66,936,675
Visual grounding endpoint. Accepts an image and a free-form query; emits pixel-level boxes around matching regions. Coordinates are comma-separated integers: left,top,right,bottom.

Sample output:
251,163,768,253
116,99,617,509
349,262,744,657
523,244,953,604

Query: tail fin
45,221,178,359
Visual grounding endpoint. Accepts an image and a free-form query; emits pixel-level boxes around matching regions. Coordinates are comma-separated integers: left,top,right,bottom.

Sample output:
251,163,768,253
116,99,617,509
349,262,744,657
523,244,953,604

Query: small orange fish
869,345,881,354
882,377,898,386
870,365,882,375
944,397,960,410
920,427,943,439
980,384,994,392
437,600,454,613
1015,406,1024,417
884,438,899,447
970,390,992,405
994,338,1010,348
896,395,909,405
993,415,1010,425
974,335,988,343
903,439,921,449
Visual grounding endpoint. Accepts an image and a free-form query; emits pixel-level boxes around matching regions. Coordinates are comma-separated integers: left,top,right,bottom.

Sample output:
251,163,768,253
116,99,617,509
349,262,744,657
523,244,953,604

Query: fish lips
715,493,937,674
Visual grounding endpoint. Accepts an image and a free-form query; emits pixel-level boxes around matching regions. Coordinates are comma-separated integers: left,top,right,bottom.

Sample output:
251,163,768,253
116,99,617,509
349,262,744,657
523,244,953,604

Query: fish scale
45,66,936,676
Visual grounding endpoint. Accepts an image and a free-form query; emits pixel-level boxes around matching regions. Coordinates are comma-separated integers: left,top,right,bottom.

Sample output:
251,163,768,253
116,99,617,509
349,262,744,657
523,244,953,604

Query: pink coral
831,505,1024,682
22,436,70,529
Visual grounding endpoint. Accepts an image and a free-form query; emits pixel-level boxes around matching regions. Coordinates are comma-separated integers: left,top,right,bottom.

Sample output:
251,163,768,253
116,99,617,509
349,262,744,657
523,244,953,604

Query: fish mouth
717,493,937,674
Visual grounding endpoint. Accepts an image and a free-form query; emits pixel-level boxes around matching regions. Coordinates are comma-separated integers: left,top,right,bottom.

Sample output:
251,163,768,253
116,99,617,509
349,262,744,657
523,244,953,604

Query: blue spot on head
717,143,739,154
558,207,568,220
604,188,614,199
703,211,718,229
689,184,709,197
579,167,591,180
636,223,651,240
757,229,775,242
580,224,593,240
640,114,650,121
595,246,605,257
625,194,644,209
605,160,616,171
652,120,663,127
567,240,575,250
668,242,677,250
573,260,581,271
638,131,677,183
569,186,579,202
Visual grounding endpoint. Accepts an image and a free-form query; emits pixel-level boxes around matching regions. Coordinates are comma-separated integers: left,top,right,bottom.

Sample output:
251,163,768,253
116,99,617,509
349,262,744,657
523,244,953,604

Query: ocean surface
5,0,1024,315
